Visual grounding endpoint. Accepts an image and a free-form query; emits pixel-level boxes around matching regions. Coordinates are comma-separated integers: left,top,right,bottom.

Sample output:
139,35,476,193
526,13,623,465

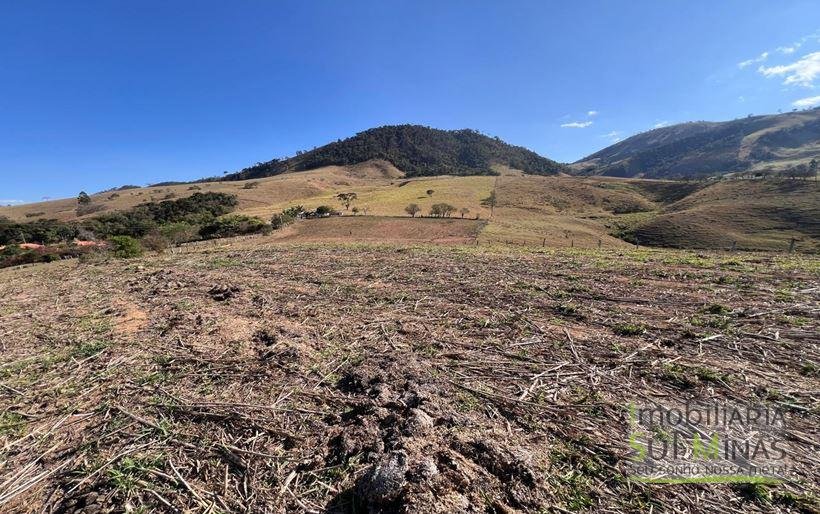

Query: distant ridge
574,108,820,178
220,124,566,180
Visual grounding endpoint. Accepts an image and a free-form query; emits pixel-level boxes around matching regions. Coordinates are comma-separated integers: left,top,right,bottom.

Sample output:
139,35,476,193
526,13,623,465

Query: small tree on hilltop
336,192,358,211
77,191,91,205
405,204,421,217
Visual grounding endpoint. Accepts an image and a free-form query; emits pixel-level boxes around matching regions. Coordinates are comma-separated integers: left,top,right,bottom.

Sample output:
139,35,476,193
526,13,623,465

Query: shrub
110,236,143,258
282,206,305,218
271,213,293,230
405,204,421,217
159,222,199,245
141,232,170,253
314,205,335,217
0,217,78,245
200,215,269,239
242,181,260,189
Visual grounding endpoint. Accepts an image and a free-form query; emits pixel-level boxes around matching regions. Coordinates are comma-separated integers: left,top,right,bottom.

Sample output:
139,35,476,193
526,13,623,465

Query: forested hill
221,125,567,180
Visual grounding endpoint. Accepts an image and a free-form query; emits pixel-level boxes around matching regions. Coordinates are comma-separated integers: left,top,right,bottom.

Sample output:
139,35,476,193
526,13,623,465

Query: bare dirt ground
0,244,818,513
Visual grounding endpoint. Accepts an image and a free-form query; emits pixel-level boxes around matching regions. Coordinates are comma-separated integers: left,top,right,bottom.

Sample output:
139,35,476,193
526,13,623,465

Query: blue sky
1,1,818,203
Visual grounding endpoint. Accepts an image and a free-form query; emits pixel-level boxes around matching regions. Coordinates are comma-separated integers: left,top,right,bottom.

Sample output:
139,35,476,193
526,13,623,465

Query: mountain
221,124,567,180
573,108,820,178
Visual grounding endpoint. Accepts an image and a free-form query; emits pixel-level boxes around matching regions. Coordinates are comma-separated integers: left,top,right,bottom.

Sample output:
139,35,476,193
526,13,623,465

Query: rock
359,451,408,504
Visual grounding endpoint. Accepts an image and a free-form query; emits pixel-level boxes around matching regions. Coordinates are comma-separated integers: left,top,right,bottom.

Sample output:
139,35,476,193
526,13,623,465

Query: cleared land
0,243,817,513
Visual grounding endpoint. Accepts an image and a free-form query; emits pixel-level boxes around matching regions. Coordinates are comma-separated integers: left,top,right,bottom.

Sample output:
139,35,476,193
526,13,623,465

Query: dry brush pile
0,244,817,513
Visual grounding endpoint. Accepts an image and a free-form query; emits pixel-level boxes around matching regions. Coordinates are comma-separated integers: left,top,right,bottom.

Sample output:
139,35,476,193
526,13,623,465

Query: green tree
405,204,421,217
430,203,456,217
77,191,91,205
336,192,358,211
110,236,143,258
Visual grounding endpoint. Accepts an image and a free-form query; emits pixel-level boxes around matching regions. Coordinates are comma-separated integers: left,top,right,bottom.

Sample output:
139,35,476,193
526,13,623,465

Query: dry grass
1,165,816,252
0,242,818,513
266,216,486,244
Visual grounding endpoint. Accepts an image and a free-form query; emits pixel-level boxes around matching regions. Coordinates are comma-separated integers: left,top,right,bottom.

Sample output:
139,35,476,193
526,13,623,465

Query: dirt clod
358,450,409,505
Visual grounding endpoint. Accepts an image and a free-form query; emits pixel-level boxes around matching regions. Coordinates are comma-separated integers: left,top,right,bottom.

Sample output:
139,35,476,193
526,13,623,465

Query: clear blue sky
1,1,818,203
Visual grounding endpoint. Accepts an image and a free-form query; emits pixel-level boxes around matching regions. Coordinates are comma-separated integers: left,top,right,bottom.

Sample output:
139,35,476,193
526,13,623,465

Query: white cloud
792,95,820,108
758,52,820,87
587,110,598,117
738,51,769,69
0,199,25,206
738,95,746,103
653,121,670,128
561,121,593,128
777,45,797,55
601,131,622,142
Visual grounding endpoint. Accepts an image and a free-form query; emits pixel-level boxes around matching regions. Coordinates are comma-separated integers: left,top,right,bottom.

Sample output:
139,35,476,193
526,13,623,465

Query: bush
159,222,199,245
314,205,335,217
282,206,305,218
141,232,170,253
0,245,94,269
82,192,238,239
110,236,143,258
0,217,78,245
199,215,269,239
0,244,23,257
271,213,293,230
